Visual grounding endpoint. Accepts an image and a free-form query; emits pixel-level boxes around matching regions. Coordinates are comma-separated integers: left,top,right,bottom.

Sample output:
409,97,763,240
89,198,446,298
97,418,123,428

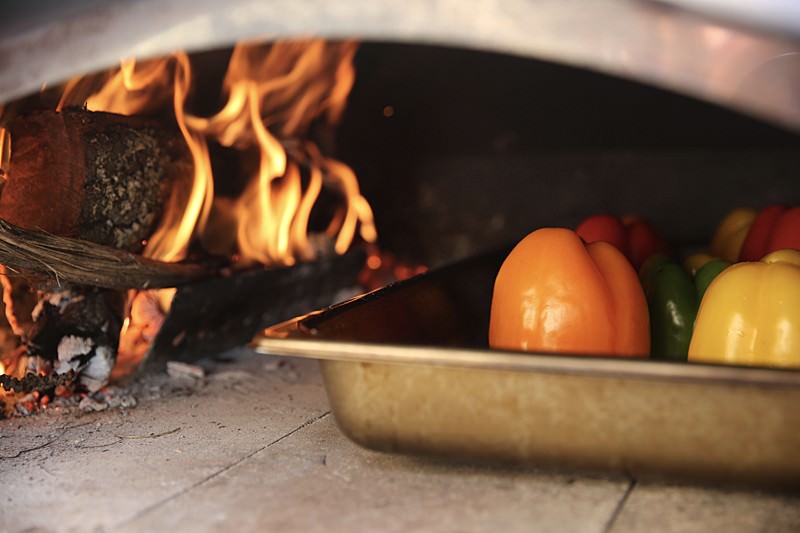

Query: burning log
1,42,379,411
0,108,191,250
0,108,192,396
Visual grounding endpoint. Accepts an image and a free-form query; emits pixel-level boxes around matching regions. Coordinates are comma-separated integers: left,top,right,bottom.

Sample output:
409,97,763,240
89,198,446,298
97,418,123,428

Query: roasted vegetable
574,214,627,255
639,255,697,361
688,249,800,368
489,228,649,357
684,252,715,276
739,205,800,261
694,258,730,302
709,207,756,263
576,214,668,269
639,256,729,361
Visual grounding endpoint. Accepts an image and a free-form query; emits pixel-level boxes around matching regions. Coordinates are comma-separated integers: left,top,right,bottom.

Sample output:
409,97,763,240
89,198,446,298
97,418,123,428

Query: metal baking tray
254,251,800,487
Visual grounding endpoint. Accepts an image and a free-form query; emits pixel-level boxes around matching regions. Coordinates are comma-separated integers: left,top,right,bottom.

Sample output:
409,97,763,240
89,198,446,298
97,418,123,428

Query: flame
145,53,214,262
58,39,375,266
184,40,374,265
57,57,175,115
3,40,379,388
0,125,9,180
59,54,214,262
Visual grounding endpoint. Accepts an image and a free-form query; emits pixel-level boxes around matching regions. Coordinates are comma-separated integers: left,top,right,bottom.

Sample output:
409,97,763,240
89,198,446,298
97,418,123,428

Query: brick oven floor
1,350,799,533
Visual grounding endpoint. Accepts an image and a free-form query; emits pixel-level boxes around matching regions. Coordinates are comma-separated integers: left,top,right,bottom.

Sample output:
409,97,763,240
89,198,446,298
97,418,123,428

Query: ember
0,40,382,416
359,246,428,292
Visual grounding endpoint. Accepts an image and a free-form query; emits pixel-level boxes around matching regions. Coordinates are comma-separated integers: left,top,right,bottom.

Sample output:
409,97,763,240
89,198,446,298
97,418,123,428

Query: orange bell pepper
688,249,800,368
489,228,650,357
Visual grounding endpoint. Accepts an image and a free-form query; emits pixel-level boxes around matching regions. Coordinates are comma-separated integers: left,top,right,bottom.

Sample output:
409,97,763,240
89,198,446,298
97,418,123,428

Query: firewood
0,109,212,289
0,219,215,290
0,108,191,252
0,108,191,393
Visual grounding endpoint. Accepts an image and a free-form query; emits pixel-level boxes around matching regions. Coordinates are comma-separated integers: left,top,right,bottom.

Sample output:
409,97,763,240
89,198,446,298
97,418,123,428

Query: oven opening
0,40,798,417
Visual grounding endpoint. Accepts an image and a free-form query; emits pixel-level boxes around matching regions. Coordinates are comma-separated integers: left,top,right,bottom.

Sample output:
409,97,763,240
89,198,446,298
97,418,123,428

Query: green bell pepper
639,255,729,361
694,259,730,302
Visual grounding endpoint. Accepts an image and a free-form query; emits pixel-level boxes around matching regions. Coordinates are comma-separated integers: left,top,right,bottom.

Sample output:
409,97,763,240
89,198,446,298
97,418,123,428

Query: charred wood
0,369,75,394
142,248,364,372
23,286,125,392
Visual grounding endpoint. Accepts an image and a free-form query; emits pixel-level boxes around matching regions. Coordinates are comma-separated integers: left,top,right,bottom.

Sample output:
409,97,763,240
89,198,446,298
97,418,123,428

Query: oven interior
3,40,798,267
0,39,798,399
340,43,800,267
1,18,800,531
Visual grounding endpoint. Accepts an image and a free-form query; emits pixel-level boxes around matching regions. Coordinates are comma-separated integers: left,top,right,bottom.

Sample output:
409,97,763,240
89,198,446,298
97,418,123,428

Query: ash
3,348,284,419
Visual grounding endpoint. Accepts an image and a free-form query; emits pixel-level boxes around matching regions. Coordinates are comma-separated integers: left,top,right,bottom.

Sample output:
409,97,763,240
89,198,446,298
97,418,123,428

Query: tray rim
254,321,800,388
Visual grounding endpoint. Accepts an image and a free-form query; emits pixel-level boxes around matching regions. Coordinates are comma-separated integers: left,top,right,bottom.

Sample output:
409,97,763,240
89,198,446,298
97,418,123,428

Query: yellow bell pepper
709,207,756,263
683,253,715,276
688,249,800,368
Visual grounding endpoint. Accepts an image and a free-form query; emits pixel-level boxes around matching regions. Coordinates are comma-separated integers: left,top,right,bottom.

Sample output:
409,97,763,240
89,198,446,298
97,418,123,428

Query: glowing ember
113,289,174,380
359,246,428,292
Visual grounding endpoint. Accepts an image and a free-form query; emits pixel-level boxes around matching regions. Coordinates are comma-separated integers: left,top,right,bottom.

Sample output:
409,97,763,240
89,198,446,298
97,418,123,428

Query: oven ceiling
2,0,800,131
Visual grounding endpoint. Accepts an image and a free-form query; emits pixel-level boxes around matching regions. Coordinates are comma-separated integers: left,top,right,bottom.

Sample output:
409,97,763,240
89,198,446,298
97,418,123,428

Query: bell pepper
683,252,715,276
688,249,800,368
576,214,669,269
710,207,756,262
694,258,730,302
623,214,671,269
739,205,800,261
575,214,627,254
639,255,729,361
489,227,649,357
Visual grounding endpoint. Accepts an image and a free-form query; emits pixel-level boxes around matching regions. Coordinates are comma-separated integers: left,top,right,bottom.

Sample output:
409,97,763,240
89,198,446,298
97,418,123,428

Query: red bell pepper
576,214,669,269
739,205,800,261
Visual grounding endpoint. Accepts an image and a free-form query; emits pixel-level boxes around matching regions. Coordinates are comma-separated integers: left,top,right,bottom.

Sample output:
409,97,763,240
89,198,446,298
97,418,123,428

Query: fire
0,40,378,411
59,52,213,263
57,40,377,378
184,40,376,265
57,40,376,265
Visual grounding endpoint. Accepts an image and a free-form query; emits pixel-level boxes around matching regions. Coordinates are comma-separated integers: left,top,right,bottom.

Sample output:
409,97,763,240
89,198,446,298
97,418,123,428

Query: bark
0,219,215,290
0,108,191,252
